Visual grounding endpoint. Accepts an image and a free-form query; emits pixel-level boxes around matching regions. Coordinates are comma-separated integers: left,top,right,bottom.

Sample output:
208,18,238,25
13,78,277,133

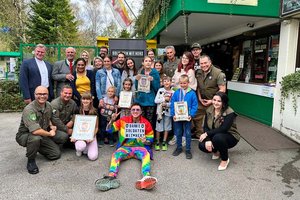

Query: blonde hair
107,86,116,94
81,50,89,57
179,74,189,83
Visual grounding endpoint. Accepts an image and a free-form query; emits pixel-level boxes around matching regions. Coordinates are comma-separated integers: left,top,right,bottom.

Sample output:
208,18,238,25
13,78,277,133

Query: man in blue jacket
19,44,54,103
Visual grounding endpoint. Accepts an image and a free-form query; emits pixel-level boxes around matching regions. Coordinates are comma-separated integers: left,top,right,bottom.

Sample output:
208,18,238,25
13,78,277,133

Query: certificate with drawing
138,75,150,93
72,115,97,140
174,101,189,121
118,91,133,108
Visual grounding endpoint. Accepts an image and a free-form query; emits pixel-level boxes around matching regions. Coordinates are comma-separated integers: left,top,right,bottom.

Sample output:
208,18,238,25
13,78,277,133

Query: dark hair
103,55,113,61
61,84,73,91
75,57,86,66
214,91,229,112
131,102,142,109
118,51,126,57
154,60,164,76
178,51,195,73
125,58,137,76
100,46,108,51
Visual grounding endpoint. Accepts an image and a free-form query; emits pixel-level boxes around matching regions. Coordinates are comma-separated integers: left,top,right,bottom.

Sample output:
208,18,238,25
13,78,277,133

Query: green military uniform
16,100,68,160
163,58,180,78
51,97,78,126
205,106,240,141
194,65,226,136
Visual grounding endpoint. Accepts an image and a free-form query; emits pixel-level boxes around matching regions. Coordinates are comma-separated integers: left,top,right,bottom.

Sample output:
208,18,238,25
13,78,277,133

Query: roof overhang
157,13,280,46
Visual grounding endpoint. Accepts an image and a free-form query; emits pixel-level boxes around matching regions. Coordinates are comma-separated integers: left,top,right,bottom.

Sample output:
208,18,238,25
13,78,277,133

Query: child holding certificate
99,86,118,147
170,75,198,159
154,76,174,151
119,78,134,118
71,92,98,160
135,56,160,129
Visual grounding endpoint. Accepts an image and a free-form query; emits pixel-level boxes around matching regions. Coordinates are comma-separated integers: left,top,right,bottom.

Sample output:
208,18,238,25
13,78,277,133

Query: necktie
69,61,73,73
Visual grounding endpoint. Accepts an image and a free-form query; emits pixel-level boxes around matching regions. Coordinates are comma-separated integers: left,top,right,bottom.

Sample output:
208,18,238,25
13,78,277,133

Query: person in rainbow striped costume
95,103,157,191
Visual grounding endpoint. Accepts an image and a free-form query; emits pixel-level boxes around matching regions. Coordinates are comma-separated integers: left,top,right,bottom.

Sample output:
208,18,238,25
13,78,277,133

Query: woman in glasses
95,103,157,191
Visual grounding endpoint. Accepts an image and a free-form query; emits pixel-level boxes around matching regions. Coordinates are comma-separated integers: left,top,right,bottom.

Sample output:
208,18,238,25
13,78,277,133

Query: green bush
280,71,300,115
0,80,26,112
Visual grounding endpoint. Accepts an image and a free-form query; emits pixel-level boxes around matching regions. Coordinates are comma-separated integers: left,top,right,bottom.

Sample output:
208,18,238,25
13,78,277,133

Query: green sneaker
154,143,160,151
95,176,120,192
161,142,168,151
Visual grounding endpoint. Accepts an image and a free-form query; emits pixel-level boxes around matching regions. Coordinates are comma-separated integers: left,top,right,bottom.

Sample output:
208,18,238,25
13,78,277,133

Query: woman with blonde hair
81,50,93,70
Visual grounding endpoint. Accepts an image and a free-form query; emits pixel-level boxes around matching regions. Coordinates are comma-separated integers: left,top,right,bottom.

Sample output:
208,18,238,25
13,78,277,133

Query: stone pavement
0,112,299,200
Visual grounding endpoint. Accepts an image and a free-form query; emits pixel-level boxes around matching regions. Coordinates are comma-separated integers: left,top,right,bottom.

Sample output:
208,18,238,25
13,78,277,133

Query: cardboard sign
125,123,145,138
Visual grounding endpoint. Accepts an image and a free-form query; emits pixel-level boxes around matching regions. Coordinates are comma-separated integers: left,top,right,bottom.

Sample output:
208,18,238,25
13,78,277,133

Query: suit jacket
52,59,75,97
19,58,54,101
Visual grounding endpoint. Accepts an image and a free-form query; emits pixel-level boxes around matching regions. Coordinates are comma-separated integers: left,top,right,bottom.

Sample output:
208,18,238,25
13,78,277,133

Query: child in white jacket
154,76,174,151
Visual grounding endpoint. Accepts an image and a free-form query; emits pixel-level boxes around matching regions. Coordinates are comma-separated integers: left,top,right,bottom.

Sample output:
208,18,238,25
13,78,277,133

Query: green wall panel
228,90,274,126
183,0,280,17
146,0,280,39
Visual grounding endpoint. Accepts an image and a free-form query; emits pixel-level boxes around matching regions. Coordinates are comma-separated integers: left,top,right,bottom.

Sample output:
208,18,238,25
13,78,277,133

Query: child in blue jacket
170,74,198,159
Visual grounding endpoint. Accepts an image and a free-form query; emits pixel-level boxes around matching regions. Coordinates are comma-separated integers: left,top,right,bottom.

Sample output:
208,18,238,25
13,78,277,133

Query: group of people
16,43,241,191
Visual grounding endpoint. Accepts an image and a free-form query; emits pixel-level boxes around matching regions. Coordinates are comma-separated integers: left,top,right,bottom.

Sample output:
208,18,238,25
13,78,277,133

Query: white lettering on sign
125,123,145,138
111,50,144,57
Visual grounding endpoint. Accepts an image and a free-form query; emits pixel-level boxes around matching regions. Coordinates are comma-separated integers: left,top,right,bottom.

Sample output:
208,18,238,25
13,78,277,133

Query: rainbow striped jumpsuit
107,116,154,177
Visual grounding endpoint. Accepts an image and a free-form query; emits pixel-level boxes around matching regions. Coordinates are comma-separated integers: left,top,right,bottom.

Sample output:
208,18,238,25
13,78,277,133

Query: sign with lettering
281,0,300,16
125,123,145,138
208,0,258,6
111,50,144,57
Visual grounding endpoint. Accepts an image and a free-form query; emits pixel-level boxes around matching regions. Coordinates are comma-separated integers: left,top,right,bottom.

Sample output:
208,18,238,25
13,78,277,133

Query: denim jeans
174,121,192,151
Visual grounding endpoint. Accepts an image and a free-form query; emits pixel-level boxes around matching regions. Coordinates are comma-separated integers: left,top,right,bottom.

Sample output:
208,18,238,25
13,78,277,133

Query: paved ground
0,112,300,200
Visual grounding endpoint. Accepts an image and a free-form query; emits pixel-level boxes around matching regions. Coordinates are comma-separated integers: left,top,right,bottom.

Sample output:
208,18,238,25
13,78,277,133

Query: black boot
27,159,39,174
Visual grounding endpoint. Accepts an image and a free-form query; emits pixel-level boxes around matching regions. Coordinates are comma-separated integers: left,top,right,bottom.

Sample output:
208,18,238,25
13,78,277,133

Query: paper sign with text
125,123,145,138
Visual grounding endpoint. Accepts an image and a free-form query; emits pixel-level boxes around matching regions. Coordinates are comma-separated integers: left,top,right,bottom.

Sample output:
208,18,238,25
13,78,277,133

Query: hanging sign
208,0,258,6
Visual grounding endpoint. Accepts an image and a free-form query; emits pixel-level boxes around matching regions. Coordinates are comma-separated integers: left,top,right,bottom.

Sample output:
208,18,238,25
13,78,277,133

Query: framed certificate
174,101,189,121
138,75,150,93
72,115,97,140
124,123,145,138
118,91,133,108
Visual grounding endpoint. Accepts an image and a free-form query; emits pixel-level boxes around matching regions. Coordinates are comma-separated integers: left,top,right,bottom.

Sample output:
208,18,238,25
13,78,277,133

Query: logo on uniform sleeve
53,109,57,115
224,77,227,82
29,113,37,121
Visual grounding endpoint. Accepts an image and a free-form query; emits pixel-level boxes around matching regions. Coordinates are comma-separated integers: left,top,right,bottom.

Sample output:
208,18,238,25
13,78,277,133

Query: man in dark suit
19,44,54,104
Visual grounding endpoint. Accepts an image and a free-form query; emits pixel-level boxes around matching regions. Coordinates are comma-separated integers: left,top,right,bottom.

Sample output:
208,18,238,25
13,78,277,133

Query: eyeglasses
131,108,141,112
35,93,48,96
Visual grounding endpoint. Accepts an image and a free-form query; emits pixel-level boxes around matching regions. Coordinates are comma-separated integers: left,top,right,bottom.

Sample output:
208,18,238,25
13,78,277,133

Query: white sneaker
168,136,177,145
182,137,186,147
76,151,82,157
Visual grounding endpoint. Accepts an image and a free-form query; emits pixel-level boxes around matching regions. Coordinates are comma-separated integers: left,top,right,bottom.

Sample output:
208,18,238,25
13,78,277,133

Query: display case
267,35,279,84
252,37,269,82
235,35,280,84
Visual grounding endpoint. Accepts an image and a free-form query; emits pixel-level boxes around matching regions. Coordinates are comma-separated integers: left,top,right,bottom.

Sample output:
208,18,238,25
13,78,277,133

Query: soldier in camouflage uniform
16,86,68,174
